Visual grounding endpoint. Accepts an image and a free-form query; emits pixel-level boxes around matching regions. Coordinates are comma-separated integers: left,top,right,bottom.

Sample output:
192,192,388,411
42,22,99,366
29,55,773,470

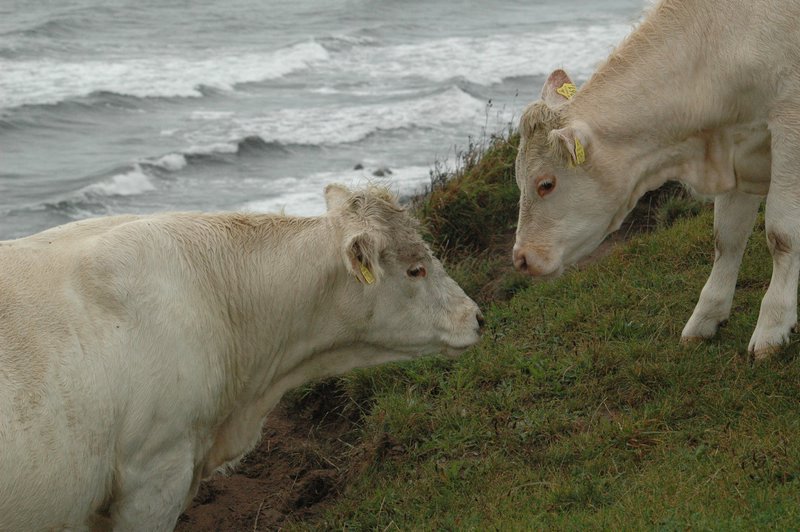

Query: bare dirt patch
176,382,374,531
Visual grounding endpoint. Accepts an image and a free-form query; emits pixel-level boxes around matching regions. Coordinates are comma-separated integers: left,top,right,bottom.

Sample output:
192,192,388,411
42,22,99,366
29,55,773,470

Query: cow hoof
748,328,791,360
681,318,723,341
751,343,782,361
679,335,705,345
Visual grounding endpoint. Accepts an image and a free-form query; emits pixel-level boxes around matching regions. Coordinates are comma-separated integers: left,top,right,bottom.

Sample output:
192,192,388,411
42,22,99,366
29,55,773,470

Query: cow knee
767,229,792,256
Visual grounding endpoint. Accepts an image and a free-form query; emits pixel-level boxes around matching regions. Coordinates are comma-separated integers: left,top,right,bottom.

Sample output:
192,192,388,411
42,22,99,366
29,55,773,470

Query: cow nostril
514,252,528,273
476,311,485,330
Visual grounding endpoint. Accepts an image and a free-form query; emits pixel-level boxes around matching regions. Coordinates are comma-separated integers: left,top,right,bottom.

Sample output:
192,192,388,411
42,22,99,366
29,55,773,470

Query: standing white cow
0,184,482,531
513,0,800,358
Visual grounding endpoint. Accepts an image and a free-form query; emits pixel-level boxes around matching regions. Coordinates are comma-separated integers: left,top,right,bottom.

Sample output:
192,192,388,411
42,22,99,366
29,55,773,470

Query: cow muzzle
442,307,483,357
512,244,563,278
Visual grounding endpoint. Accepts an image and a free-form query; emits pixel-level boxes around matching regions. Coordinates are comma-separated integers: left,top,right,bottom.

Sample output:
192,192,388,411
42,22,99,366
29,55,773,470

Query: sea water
0,0,646,239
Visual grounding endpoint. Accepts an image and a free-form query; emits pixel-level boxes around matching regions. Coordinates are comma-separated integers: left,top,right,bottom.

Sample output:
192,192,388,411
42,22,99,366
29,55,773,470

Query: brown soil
176,381,377,531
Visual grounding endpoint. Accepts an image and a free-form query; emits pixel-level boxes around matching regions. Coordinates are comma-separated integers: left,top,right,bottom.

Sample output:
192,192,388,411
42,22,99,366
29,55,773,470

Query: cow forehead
516,141,553,189
517,107,563,176
519,101,563,139
387,231,430,263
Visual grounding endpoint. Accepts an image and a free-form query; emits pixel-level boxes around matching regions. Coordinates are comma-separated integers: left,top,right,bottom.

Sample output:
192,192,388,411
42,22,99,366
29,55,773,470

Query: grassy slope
293,137,800,529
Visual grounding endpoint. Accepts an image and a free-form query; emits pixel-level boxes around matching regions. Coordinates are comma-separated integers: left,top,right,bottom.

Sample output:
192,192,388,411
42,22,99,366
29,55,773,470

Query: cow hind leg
749,113,800,358
681,189,761,341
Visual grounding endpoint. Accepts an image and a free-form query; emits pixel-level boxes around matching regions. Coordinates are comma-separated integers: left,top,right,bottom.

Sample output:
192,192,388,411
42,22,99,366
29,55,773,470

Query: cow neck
575,0,727,138
219,216,340,389
567,3,737,236
199,215,372,472
215,214,387,414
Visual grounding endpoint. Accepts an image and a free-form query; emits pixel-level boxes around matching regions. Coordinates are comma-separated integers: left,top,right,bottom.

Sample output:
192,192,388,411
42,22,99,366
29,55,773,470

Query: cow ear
541,69,576,107
325,183,352,211
344,232,383,285
549,123,590,166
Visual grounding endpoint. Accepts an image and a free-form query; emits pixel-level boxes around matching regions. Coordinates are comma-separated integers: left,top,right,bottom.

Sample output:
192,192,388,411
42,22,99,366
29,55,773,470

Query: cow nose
476,311,485,331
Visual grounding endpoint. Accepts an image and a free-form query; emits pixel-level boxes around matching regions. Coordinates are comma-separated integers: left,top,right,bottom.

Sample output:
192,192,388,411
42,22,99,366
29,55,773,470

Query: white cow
513,0,800,358
0,184,482,530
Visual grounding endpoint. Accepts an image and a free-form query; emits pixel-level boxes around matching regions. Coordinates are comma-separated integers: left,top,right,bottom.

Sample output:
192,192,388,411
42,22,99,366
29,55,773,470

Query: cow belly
734,126,771,196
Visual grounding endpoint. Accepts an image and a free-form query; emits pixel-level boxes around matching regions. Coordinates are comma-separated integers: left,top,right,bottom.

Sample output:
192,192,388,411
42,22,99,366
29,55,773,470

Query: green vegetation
290,132,800,529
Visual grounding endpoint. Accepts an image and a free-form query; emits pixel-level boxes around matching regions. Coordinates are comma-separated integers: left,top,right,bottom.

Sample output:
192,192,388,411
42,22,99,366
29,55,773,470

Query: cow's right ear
325,183,352,211
541,69,576,107
343,232,383,285
549,121,591,166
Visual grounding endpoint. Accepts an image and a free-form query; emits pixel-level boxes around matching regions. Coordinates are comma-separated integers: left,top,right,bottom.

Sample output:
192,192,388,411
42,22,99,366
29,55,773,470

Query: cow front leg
682,189,761,341
749,216,800,358
749,117,800,358
109,443,195,532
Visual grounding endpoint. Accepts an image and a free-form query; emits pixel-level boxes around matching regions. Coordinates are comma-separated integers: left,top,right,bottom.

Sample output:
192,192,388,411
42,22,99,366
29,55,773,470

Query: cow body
513,0,800,357
0,185,482,530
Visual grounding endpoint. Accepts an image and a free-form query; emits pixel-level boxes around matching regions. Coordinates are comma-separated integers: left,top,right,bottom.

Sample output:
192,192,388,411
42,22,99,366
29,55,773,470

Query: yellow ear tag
359,262,375,285
574,137,586,165
555,82,577,100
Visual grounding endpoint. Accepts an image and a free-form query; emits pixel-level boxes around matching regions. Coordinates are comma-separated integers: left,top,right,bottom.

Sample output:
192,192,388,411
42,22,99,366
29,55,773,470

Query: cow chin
533,265,565,281
562,232,609,270
381,338,472,360
439,329,482,358
441,343,472,359
442,347,466,358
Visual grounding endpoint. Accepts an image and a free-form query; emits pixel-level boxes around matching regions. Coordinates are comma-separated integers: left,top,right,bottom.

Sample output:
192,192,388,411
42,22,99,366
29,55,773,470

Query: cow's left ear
325,183,352,212
549,122,591,167
541,69,576,107
343,232,384,285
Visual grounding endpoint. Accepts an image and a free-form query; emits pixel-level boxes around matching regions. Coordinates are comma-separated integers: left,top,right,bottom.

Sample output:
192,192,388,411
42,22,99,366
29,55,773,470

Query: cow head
513,69,628,277
325,183,483,357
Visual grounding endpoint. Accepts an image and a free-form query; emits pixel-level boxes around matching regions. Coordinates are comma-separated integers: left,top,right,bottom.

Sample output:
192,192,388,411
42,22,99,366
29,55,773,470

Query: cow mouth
441,331,482,358
384,325,481,359
531,264,564,280
442,345,471,358
562,230,610,268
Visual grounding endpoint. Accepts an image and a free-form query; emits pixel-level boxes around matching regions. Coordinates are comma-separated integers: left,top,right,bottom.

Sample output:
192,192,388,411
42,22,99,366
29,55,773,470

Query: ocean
0,0,646,240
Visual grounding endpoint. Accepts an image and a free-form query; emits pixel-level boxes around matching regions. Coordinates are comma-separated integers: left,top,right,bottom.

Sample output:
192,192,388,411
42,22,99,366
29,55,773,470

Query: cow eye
407,265,426,278
537,177,556,198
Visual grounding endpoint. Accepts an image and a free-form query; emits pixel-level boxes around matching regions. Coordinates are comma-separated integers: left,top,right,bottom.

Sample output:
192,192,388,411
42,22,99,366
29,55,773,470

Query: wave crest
82,165,156,197
180,86,487,148
0,41,329,109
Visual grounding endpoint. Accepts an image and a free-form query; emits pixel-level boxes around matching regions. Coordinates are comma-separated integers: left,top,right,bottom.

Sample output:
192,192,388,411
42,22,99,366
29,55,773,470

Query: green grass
279,128,797,529
413,131,520,256
290,208,800,530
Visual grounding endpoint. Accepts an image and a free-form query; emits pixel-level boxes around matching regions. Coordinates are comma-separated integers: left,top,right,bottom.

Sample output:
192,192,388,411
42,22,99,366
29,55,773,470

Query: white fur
513,0,800,358
0,184,481,530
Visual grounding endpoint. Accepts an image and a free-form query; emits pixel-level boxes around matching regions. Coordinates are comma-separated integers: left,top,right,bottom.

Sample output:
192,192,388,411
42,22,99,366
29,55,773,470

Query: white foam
82,166,155,197
185,142,239,155
308,86,423,97
0,40,329,108
326,34,380,47
239,163,444,217
318,24,631,86
150,153,187,171
190,110,235,120
183,86,486,148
